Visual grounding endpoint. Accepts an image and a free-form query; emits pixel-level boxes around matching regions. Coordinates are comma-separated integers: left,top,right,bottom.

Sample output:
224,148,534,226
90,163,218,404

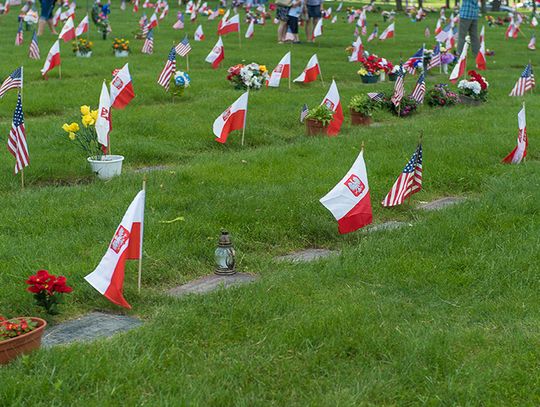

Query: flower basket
360,75,379,84
75,51,92,58
0,318,47,365
388,73,397,81
87,155,125,180
114,50,129,57
305,118,328,136
350,109,372,126
459,95,483,106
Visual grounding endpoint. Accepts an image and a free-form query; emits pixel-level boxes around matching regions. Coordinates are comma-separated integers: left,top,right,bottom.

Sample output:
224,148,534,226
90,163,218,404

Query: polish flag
502,104,528,164
320,80,343,136
312,18,323,39
505,20,518,39
379,22,394,40
348,36,363,62
267,51,290,87
52,7,62,26
133,0,139,12
531,16,538,27
434,18,442,35
96,82,112,151
208,8,219,20
528,34,536,50
148,12,158,29
213,91,248,143
110,63,136,109
449,41,468,83
194,24,205,40
84,190,146,309
218,13,239,35
190,8,197,21
75,15,89,37
320,149,373,234
159,3,169,19
476,25,486,70
358,9,366,35
293,54,320,83
40,40,61,77
205,37,224,69
143,0,150,7
59,17,76,42
245,20,254,38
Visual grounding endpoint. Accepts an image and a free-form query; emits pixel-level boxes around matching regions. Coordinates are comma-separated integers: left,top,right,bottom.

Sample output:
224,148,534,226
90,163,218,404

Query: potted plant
226,63,269,90
426,84,460,107
0,316,47,365
305,104,334,136
62,105,124,180
73,38,93,58
348,94,378,125
458,70,489,105
112,38,130,57
357,55,383,84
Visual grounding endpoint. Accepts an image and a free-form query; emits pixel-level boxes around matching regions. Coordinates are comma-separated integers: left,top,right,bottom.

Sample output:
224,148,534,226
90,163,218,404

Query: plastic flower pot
75,51,92,58
459,95,483,106
114,50,129,57
305,119,329,136
350,109,372,126
360,75,379,84
0,318,47,365
87,155,125,180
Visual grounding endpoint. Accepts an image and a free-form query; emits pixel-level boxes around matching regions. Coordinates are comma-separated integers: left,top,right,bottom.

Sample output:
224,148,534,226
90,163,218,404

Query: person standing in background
305,0,322,42
275,1,291,43
37,0,57,35
457,0,480,55
287,0,304,43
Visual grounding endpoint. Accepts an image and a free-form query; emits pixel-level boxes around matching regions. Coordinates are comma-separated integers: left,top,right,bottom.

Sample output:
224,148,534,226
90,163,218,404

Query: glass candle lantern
214,231,236,275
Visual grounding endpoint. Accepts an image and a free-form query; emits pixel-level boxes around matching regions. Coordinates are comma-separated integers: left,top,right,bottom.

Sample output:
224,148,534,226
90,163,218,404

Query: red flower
51,276,73,294
26,269,55,294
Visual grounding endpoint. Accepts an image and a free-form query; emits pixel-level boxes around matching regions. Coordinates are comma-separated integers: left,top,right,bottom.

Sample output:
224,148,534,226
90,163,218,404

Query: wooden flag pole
319,68,325,86
58,64,62,80
361,141,365,152
137,176,147,293
21,169,25,189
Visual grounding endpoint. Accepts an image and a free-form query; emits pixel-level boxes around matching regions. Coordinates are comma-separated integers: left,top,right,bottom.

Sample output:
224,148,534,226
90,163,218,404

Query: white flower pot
75,51,92,57
442,63,448,74
115,50,129,57
380,71,386,82
87,155,124,180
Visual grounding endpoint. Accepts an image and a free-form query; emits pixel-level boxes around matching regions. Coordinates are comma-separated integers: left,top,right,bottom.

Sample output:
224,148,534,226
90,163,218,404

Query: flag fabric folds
15,21,23,45
141,29,154,54
75,15,89,37
427,43,441,70
502,105,528,164
96,82,112,151
320,80,343,136
40,40,61,77
175,35,191,57
267,51,290,87
528,34,536,50
59,16,76,42
0,67,23,98
509,64,535,96
205,37,224,69
348,36,363,62
213,91,248,143
293,54,320,83
390,66,405,107
379,22,394,40
449,40,468,83
245,20,254,38
218,13,239,35
404,47,424,74
410,73,426,104
476,25,486,70
29,31,40,59
381,144,423,207
7,93,29,175
157,47,176,90
194,24,205,40
110,63,135,108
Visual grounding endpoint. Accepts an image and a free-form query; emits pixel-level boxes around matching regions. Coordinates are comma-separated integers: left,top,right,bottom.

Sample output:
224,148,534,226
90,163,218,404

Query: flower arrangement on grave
305,104,334,125
26,270,73,315
112,38,130,53
226,63,269,90
425,84,460,107
61,105,103,158
458,70,489,102
440,47,455,74
173,71,191,96
0,317,38,342
383,95,418,117
349,94,380,116
91,1,111,39
72,38,93,55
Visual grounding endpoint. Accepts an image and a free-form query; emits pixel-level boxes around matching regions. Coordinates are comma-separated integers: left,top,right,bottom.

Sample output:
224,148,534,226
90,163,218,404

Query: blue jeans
40,0,55,19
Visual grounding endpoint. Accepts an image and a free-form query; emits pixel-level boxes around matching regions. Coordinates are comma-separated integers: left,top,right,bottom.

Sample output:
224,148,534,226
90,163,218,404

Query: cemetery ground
1,3,540,404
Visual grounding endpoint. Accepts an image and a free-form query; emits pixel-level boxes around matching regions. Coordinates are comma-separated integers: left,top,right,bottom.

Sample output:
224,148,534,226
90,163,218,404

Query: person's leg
457,18,472,54
468,18,480,55
305,17,311,40
278,20,287,42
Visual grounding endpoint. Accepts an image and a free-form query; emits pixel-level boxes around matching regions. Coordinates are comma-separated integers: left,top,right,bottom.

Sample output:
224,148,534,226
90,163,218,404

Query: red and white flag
505,20,518,39
358,9,366,35
110,63,135,109
59,16,76,42
96,82,112,151
293,54,320,83
75,15,89,36
267,51,290,87
133,0,139,12
194,24,205,40
528,34,536,50
502,104,528,164
60,3,76,21
52,7,62,26
148,12,159,29
245,19,254,38
159,2,169,19
476,25,486,70
434,18,442,35
205,37,224,69
312,18,323,39
85,190,146,309
449,41,468,83
379,22,394,40
320,149,373,234
213,91,248,144
40,40,61,77
348,36,363,62
320,80,343,136
190,8,197,21
218,13,240,35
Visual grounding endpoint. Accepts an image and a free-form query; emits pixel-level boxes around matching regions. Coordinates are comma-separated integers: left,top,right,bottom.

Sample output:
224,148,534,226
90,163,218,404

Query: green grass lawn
1,2,540,404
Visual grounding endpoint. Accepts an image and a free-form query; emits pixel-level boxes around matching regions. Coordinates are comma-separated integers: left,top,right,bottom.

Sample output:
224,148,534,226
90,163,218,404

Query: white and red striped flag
157,47,176,90
476,25,486,70
245,19,254,38
528,34,536,50
293,54,320,83
382,143,423,207
205,37,224,69
320,148,373,234
267,51,290,87
159,2,169,19
59,16,76,42
390,67,405,107
213,91,248,144
7,93,29,175
96,82,112,152
148,12,159,29
449,40,468,83
434,18,442,35
194,24,205,40
312,18,323,39
75,15,89,36
348,36,363,62
133,0,139,12
379,22,394,40
141,29,154,54
28,31,40,59
85,190,146,309
509,63,535,96
111,63,135,108
52,7,62,26
218,13,239,35
502,104,528,164
410,73,426,104
320,80,343,136
40,40,61,78
15,21,23,45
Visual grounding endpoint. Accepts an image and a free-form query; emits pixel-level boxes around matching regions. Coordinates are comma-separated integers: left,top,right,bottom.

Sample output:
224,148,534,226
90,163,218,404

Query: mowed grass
1,2,540,404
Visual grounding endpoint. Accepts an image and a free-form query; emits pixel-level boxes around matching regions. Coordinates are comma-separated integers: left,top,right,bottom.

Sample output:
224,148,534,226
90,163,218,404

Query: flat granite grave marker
367,221,409,233
275,248,339,263
168,273,258,297
418,197,466,211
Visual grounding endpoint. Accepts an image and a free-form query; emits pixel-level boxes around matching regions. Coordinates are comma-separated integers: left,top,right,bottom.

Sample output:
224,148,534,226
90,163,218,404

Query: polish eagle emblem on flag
344,174,365,197
110,226,130,253
112,76,124,90
222,106,232,121
274,64,284,73
323,98,335,110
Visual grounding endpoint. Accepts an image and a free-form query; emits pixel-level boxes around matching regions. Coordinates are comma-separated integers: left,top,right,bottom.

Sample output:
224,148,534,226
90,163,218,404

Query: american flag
427,43,441,70
381,143,423,207
175,35,191,56
157,46,176,90
367,27,378,42
142,23,149,37
367,92,384,102
300,104,309,123
7,93,30,174
15,21,23,46
410,73,426,104
142,29,154,54
509,64,535,96
404,47,424,74
390,67,405,107
28,31,40,59
0,67,23,98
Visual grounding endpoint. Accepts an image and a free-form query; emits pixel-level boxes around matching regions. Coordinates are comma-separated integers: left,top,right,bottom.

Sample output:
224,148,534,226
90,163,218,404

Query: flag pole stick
58,64,62,80
319,68,324,86
361,140,364,152
21,169,24,189
186,53,190,71
138,175,147,293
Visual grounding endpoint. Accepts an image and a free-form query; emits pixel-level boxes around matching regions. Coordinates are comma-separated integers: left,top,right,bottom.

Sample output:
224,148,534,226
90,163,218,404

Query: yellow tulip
82,114,95,127
90,110,98,121
68,132,76,140
259,65,267,72
62,123,70,132
68,122,80,132
80,105,91,116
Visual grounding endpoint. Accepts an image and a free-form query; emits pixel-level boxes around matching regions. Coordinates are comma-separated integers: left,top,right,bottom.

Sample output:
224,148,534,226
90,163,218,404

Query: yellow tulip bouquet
62,105,103,158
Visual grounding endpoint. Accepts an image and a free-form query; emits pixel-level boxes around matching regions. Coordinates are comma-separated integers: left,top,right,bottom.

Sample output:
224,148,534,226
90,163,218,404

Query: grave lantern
214,231,236,275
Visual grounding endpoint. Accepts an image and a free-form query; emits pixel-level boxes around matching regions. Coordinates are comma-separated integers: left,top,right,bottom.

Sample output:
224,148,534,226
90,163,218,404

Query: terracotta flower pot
0,317,47,365
350,109,372,126
305,118,328,136
360,75,379,84
459,95,483,106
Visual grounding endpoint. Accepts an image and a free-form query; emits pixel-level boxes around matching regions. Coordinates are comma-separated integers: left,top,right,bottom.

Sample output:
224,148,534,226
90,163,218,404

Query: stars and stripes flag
157,46,176,90
142,23,149,37
404,47,424,74
173,12,184,29
141,29,154,54
29,31,40,59
427,43,441,70
390,66,405,107
300,104,308,123
175,35,191,56
367,26,378,42
528,34,536,50
15,21,23,45
7,93,30,175
509,64,535,96
367,92,384,102
382,143,423,207
410,73,426,104
0,67,23,98
502,104,528,164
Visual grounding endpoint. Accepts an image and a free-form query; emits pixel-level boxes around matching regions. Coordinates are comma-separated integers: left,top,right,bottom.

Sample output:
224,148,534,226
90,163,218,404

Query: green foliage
348,94,379,116
305,104,334,125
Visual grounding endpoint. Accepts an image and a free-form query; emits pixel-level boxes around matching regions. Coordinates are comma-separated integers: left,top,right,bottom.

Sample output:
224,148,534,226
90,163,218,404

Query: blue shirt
288,0,304,17
459,0,479,20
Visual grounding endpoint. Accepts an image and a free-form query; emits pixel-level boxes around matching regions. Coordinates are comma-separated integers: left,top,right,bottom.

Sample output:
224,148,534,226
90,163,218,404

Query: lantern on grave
214,231,236,275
